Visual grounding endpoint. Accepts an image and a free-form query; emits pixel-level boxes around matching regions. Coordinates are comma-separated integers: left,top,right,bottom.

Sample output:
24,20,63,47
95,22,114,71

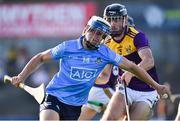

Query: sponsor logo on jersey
112,66,119,76
115,54,121,63
125,45,132,54
70,67,97,81
83,57,90,63
95,57,102,64
52,46,59,56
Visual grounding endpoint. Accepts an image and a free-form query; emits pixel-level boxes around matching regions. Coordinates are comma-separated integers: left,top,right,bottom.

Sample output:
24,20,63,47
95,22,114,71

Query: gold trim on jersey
106,27,139,56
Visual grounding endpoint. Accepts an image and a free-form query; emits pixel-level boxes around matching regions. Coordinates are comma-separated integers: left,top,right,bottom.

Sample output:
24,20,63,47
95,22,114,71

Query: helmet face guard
84,16,111,49
105,16,125,37
85,28,109,49
103,3,128,37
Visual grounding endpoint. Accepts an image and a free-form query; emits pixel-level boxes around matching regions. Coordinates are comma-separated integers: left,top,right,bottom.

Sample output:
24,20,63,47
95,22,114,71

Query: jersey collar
77,36,84,49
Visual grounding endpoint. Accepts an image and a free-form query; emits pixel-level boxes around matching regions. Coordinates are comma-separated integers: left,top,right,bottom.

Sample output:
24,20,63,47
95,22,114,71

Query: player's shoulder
63,38,80,49
128,27,146,38
99,44,109,50
64,39,78,45
98,44,114,55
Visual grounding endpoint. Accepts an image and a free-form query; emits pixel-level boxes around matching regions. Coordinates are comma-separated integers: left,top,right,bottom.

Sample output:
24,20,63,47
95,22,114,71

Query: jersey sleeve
50,42,65,60
106,47,123,66
134,32,149,50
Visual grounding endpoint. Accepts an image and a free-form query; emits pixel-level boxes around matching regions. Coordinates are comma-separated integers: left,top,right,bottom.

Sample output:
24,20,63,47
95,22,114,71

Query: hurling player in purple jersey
101,3,167,120
10,15,170,120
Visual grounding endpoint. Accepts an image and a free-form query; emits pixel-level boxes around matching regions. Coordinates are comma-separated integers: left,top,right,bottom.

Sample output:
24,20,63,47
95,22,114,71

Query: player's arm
11,49,52,86
119,57,170,96
122,32,154,81
137,47,154,70
124,48,154,78
95,64,112,85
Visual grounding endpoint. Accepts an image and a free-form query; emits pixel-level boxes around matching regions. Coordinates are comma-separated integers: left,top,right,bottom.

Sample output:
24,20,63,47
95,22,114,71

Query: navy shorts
40,94,82,120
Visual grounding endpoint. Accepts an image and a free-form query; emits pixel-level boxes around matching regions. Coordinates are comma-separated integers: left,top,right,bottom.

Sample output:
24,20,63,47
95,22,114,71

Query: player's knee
101,110,120,120
39,109,59,121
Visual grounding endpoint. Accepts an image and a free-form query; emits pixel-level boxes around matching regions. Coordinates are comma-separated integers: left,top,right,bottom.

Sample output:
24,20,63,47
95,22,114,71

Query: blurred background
0,0,180,120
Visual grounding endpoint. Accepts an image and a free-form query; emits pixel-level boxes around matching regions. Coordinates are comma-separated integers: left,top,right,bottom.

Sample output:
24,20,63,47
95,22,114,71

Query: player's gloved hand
156,84,171,99
11,75,24,87
121,71,134,85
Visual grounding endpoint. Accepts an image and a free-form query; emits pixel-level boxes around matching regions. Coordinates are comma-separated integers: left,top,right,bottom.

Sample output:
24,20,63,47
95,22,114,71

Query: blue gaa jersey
46,37,122,106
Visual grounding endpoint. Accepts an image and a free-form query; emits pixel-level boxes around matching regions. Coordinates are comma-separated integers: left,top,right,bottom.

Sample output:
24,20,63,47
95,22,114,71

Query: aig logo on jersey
70,67,97,81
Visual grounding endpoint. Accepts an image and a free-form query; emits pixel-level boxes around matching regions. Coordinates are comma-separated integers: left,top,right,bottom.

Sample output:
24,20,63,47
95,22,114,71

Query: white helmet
87,16,111,35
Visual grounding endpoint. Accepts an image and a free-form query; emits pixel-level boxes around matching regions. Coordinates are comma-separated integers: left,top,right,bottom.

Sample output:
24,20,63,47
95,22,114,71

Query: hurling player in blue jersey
78,16,136,121
10,16,170,120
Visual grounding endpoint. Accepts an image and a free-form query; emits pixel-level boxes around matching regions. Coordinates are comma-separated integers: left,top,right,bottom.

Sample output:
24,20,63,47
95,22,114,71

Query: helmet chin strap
110,31,122,37
111,27,125,38
83,27,102,50
83,38,99,50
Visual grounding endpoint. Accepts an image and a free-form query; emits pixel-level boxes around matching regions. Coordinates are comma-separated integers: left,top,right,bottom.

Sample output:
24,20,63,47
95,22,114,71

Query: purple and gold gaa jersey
95,27,159,91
